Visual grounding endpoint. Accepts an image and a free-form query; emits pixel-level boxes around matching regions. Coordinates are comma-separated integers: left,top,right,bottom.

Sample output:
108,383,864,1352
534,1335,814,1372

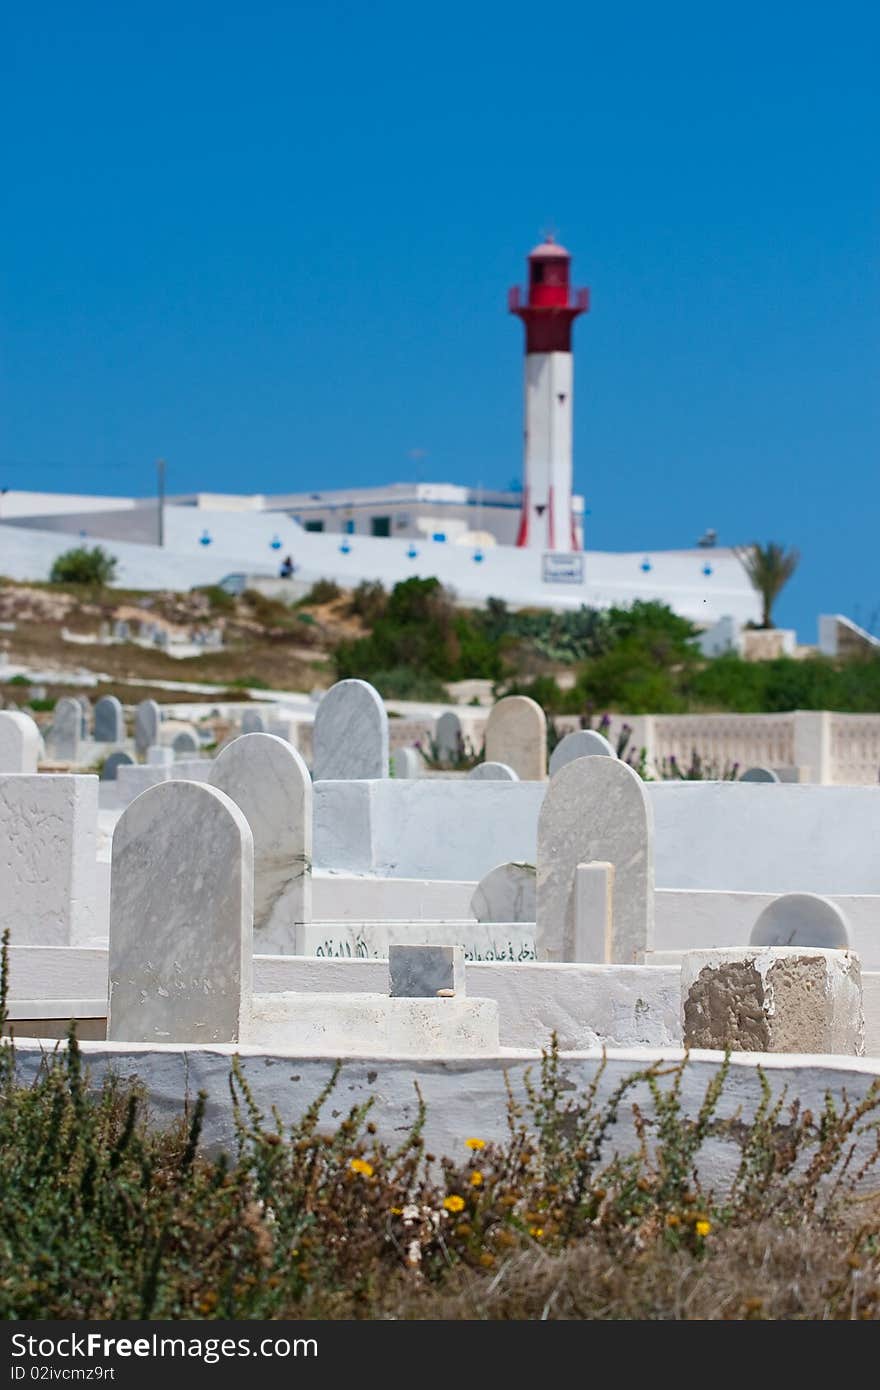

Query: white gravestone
94,695,125,744
435,711,464,762
209,732,312,952
740,765,781,783
471,862,536,923
549,729,616,777
0,711,41,774
101,750,134,780
172,729,200,755
77,696,92,738
468,762,519,781
241,709,267,735
749,892,849,948
134,699,161,756
0,773,97,945
313,679,389,781
537,757,654,964
392,747,423,778
108,781,254,1044
48,698,82,762
147,746,174,766
485,696,547,781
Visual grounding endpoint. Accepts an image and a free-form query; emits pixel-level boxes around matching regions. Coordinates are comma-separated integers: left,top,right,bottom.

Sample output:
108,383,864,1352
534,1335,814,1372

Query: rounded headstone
209,732,312,949
485,695,547,781
134,699,161,756
313,678,388,781
549,729,616,777
101,750,135,781
94,695,125,744
241,709,267,735
749,893,850,949
172,730,200,755
468,761,519,781
0,710,40,774
471,862,536,923
434,711,463,762
392,746,423,779
740,766,781,783
108,780,254,1044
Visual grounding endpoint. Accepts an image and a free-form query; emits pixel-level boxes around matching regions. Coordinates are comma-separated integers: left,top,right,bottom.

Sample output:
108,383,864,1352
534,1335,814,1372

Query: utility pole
157,458,165,547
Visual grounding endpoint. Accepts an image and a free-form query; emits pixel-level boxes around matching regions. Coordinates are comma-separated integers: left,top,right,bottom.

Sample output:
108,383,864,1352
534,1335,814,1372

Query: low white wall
647,783,880,893
655,888,880,970
312,875,477,922
8,1040,880,1186
2,947,678,1051
314,780,545,879
1,503,760,623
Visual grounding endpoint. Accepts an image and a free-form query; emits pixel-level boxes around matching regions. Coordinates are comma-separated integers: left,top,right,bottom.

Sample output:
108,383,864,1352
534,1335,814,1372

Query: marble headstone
749,892,849,949
537,756,653,965
392,746,423,778
470,861,536,923
313,679,389,781
484,696,547,781
48,698,82,762
108,781,254,1044
209,732,312,951
101,749,135,780
549,728,616,777
740,765,781,783
94,695,125,744
241,709,267,735
134,699,161,756
0,710,41,774
468,761,519,781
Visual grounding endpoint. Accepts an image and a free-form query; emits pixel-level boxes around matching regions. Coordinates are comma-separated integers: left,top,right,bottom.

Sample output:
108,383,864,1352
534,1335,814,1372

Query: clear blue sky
2,2,877,636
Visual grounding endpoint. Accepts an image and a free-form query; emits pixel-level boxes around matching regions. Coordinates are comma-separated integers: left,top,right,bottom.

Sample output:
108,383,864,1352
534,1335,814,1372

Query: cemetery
2,663,880,1318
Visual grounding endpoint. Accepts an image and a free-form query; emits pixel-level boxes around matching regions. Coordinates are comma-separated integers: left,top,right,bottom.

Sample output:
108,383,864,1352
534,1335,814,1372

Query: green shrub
347,580,387,625
5,675,29,687
192,584,236,613
300,579,342,606
365,667,451,702
49,545,118,586
0,999,878,1319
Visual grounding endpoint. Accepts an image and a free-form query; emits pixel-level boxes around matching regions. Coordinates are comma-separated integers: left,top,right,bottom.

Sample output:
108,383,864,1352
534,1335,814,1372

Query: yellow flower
470,1170,484,1187
529,1225,544,1239
695,1219,711,1238
390,1206,403,1215
465,1138,486,1151
444,1194,466,1213
350,1158,374,1178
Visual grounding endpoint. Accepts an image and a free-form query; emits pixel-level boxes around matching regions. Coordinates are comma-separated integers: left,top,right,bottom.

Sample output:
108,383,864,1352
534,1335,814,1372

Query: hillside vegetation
2,572,880,715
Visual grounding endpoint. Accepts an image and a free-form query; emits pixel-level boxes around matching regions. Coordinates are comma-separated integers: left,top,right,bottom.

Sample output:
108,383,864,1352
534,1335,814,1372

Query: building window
344,519,355,534
305,520,324,533
371,516,391,538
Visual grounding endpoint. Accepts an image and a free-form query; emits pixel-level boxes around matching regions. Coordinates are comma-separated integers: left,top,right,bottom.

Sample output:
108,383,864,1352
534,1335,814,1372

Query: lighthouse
509,236,589,550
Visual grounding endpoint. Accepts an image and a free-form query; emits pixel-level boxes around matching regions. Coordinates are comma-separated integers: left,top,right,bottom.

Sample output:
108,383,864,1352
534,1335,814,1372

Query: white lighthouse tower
509,236,589,550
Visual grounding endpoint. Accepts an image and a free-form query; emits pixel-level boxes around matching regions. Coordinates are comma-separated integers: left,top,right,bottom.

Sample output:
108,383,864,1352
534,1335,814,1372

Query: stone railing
551,710,880,784
650,713,796,776
829,714,880,786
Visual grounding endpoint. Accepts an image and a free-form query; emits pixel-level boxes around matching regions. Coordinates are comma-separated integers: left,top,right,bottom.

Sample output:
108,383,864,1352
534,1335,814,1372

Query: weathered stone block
681,946,863,1055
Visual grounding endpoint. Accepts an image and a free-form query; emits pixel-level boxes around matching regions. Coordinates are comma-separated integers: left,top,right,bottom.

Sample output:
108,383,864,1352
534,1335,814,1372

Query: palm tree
736,542,800,629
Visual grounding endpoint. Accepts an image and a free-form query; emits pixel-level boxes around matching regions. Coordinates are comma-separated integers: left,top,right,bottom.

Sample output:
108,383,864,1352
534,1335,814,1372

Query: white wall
647,783,880,894
1,500,761,623
9,1040,880,1180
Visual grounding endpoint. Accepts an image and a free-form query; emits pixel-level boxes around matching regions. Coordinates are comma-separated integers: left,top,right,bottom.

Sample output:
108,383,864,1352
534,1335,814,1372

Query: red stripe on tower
509,235,589,550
